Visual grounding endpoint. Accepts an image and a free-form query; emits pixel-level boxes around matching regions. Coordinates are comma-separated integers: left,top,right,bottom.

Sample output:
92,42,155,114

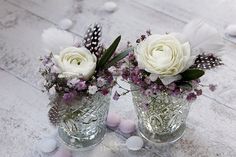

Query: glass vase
131,85,191,144
57,92,110,150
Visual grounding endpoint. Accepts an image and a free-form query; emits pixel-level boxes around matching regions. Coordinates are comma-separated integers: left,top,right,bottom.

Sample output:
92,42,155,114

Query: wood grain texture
0,0,236,156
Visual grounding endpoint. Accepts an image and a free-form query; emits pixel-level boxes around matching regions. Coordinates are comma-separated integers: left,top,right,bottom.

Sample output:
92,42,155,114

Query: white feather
183,19,224,56
42,27,78,53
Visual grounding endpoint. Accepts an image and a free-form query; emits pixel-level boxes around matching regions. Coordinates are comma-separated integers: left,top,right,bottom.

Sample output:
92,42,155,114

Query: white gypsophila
54,47,97,80
135,33,193,77
88,85,98,94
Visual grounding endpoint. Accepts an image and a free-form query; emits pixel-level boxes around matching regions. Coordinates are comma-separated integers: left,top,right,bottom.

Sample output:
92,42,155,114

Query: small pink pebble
119,119,136,134
106,112,121,128
53,148,72,157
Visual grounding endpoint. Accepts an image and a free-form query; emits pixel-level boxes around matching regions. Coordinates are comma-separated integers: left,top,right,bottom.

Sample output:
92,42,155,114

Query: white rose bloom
54,47,97,80
135,34,193,77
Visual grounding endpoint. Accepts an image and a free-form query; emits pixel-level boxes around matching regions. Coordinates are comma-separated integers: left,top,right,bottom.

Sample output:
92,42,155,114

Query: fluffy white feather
183,19,224,56
42,27,78,53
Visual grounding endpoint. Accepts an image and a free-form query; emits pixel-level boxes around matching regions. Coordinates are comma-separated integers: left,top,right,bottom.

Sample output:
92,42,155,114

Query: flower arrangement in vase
39,24,130,149
116,20,224,143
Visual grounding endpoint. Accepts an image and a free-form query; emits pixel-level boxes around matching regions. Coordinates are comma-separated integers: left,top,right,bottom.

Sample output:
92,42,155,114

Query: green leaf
97,35,121,68
104,47,133,68
176,82,192,90
181,69,205,81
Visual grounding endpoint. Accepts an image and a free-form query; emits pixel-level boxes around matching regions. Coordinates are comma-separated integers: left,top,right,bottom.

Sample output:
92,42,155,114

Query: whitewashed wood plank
6,0,185,41
132,0,236,29
0,69,52,157
0,0,58,88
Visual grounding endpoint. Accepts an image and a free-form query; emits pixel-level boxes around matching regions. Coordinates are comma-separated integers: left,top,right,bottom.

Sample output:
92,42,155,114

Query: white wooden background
1,0,236,156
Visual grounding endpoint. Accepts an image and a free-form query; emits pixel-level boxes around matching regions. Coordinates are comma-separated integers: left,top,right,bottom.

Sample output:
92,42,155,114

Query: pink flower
128,53,135,61
209,84,216,92
144,77,151,84
167,83,176,91
121,68,130,80
97,77,106,87
51,65,61,73
75,80,87,91
194,89,202,96
113,91,120,100
101,88,110,95
186,92,197,101
63,91,76,102
67,78,79,87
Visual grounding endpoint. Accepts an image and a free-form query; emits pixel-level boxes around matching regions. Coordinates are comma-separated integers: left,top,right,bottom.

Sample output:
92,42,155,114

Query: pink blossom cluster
116,51,206,102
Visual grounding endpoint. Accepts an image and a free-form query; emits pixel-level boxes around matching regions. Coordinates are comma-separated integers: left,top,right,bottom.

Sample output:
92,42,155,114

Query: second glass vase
131,85,191,144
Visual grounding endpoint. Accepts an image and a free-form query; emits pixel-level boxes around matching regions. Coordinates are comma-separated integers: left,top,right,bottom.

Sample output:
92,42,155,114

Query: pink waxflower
75,80,87,91
194,89,202,96
186,92,197,101
67,78,80,87
51,65,61,74
121,68,130,80
209,84,217,92
167,83,176,91
67,78,87,91
63,91,76,102
42,55,52,66
101,88,109,95
128,53,135,61
144,77,151,85
97,77,106,87
113,91,120,100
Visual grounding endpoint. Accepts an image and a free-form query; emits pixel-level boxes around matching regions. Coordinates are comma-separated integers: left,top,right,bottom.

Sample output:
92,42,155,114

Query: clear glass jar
131,85,191,144
57,92,110,150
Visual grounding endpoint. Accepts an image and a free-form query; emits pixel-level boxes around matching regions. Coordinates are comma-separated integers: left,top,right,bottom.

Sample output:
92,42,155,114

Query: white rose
135,34,193,77
54,47,97,80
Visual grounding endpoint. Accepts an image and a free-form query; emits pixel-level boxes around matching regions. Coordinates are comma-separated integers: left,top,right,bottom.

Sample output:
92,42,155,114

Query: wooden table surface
1,0,236,156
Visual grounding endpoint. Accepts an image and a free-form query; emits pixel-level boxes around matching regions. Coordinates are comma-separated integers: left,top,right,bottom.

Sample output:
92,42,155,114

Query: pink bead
119,119,136,134
53,148,72,157
106,112,121,128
